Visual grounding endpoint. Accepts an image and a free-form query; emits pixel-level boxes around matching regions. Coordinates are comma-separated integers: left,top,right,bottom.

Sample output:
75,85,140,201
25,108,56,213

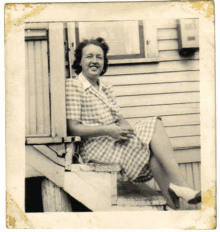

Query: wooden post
41,178,72,212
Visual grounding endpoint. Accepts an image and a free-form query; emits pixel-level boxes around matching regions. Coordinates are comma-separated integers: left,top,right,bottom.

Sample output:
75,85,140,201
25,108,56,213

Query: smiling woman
65,37,201,210
80,44,104,88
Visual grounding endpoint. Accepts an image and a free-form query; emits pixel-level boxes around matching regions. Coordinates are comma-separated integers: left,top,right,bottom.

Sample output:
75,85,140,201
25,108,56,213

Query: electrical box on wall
177,18,199,57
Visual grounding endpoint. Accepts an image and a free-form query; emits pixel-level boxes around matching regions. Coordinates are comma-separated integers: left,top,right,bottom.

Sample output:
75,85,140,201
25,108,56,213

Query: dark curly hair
72,37,109,76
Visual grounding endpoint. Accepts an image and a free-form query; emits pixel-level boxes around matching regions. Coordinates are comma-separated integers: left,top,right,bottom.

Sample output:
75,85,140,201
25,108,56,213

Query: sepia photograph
5,0,215,229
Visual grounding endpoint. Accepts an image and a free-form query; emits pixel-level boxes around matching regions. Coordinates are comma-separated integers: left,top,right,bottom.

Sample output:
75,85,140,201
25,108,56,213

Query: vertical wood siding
25,40,51,136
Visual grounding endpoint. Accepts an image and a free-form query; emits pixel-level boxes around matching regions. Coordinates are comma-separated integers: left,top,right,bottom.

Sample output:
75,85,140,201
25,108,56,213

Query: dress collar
78,72,107,92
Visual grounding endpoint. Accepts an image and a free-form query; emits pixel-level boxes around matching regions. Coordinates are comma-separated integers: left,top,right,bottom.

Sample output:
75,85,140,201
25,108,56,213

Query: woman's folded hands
106,123,134,141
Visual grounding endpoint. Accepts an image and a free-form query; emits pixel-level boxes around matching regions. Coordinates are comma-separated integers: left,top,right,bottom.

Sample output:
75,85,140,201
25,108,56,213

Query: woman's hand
106,124,134,141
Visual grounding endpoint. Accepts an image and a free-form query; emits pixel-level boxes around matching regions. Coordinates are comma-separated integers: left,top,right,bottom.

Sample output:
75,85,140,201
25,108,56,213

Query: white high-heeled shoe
168,183,201,204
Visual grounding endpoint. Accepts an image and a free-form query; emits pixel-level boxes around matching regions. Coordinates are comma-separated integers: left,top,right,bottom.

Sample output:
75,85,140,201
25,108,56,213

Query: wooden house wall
101,19,201,210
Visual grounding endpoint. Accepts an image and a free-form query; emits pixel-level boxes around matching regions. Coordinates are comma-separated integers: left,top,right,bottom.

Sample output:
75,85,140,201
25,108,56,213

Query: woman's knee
154,118,164,135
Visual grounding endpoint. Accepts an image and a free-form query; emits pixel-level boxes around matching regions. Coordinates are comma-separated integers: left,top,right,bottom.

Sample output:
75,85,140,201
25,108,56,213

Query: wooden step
116,180,167,209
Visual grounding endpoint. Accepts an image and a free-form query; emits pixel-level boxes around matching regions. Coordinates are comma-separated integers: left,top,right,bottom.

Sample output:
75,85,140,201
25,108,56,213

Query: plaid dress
66,74,158,183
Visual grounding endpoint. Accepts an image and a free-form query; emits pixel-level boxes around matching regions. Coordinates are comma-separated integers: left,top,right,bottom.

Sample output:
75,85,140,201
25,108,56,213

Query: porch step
115,180,167,210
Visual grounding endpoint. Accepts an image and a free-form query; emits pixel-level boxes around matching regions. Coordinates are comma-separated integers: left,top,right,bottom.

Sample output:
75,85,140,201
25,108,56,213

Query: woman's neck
83,73,99,91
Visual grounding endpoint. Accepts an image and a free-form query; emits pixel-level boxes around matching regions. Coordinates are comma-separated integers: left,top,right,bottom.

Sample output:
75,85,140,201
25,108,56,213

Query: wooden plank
25,42,30,135
192,162,201,209
35,41,44,134
41,41,51,135
101,71,200,85
26,145,65,187
170,136,200,149
144,20,158,58
162,114,200,127
25,23,49,29
121,103,200,118
48,144,65,157
64,172,112,211
33,145,66,167
117,180,167,206
117,92,200,107
41,178,72,212
179,164,189,210
106,60,199,76
67,22,76,78
25,29,47,41
186,163,197,210
157,28,178,40
26,137,62,144
49,23,67,137
111,172,118,205
65,143,74,171
111,205,164,211
113,82,199,97
158,40,178,51
71,164,121,172
159,50,199,61
174,149,200,163
63,136,81,142
27,41,37,135
25,163,44,178
126,114,200,127
165,125,200,138
192,162,201,191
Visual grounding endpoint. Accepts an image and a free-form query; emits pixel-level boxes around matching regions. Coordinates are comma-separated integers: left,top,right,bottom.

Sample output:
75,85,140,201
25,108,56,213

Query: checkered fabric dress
66,75,158,183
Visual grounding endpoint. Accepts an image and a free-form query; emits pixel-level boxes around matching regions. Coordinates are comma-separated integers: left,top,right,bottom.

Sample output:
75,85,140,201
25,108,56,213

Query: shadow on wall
25,177,92,213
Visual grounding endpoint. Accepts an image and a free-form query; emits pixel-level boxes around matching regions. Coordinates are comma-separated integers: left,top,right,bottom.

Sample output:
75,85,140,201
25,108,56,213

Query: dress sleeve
65,79,82,121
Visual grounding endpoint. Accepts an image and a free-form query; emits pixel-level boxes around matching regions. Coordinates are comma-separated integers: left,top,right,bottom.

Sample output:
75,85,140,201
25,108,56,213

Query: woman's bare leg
149,155,178,209
150,119,190,188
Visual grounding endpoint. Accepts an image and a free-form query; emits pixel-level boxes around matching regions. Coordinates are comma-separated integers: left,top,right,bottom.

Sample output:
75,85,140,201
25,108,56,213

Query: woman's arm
67,119,133,140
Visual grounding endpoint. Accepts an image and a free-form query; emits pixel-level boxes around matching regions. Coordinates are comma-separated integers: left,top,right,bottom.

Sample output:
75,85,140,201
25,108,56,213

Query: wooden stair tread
117,180,167,206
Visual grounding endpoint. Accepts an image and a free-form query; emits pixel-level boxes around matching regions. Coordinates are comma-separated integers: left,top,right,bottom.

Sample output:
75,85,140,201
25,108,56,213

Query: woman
66,37,201,209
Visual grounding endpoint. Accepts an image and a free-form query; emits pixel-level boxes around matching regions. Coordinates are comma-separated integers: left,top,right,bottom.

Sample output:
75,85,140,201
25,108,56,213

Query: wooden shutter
25,39,50,136
144,20,159,59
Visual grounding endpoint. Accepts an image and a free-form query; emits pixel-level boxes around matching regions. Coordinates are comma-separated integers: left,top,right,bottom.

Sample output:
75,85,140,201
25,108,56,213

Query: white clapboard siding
158,40,179,51
101,71,200,85
126,114,200,127
106,60,199,76
159,50,199,61
165,125,200,138
117,92,199,107
113,82,199,96
25,40,51,137
174,149,200,163
157,28,178,40
120,103,199,118
170,136,200,148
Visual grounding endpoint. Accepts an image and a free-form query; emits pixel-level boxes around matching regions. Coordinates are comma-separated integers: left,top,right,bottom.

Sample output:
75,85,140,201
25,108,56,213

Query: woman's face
80,44,104,81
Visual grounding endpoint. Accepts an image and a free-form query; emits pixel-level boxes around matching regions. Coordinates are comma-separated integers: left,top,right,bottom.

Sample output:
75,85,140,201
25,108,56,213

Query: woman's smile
80,44,104,82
